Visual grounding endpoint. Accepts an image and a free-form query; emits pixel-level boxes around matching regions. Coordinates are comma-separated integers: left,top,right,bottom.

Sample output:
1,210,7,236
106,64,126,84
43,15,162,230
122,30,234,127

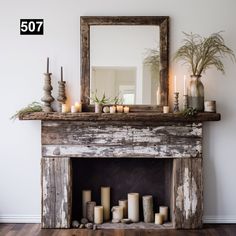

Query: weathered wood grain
41,158,72,228
172,158,203,229
41,122,202,158
19,111,221,122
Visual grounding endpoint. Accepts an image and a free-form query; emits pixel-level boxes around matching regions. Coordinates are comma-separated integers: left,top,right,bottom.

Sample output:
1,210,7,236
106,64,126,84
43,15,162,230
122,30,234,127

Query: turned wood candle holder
57,81,67,112
173,92,180,113
41,73,54,112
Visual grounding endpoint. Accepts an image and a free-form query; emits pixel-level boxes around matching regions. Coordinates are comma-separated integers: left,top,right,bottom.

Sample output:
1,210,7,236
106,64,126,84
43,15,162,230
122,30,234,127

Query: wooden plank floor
1,224,236,236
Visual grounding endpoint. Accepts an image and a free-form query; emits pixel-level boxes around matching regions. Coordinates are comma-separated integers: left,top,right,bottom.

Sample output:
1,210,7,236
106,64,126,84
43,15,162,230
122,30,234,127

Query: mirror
81,16,169,109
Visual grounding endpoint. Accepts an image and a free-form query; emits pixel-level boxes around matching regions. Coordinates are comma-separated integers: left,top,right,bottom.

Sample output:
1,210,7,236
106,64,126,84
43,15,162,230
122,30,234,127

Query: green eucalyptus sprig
112,95,124,105
182,107,198,117
11,102,43,120
89,91,110,105
174,31,236,76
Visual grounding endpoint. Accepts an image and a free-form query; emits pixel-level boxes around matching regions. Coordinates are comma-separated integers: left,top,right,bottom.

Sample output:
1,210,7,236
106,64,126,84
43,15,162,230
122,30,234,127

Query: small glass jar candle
124,106,130,113
116,105,124,113
74,102,82,112
163,106,170,113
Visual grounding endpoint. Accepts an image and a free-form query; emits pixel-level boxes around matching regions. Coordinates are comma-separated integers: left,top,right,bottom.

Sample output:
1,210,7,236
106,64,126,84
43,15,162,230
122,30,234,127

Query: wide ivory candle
119,200,128,218
82,190,91,218
123,106,130,113
155,213,163,225
159,206,168,222
101,187,110,221
94,206,103,224
74,102,82,112
128,193,139,222
116,105,124,113
111,206,123,221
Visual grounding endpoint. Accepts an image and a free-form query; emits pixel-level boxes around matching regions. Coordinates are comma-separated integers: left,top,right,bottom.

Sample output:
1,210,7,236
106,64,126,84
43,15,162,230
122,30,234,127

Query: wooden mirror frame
80,16,169,112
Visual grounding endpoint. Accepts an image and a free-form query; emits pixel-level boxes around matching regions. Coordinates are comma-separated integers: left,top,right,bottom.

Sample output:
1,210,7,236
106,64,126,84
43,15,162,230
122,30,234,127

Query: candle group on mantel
79,187,169,225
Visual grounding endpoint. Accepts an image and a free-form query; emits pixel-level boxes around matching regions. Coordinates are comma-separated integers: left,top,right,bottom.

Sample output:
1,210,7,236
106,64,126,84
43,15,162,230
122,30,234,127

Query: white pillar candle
184,75,187,95
110,106,116,113
111,206,123,221
124,106,130,113
94,206,103,224
116,105,124,113
119,200,128,218
71,105,77,113
159,206,168,222
82,190,91,218
174,75,177,93
74,102,82,112
61,104,69,113
128,193,139,222
101,187,110,221
163,106,169,113
155,213,163,225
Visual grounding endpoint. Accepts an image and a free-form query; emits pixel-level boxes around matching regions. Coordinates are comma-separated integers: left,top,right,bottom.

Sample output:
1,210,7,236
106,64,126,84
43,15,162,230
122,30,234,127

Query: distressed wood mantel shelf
19,112,221,122
20,111,221,230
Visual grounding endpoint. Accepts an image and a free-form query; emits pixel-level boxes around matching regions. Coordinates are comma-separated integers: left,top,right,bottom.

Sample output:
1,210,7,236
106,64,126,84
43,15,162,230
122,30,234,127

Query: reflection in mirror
90,26,160,105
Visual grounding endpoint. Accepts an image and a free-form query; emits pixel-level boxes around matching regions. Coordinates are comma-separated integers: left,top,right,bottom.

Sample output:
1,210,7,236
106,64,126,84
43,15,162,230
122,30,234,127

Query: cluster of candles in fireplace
82,187,169,225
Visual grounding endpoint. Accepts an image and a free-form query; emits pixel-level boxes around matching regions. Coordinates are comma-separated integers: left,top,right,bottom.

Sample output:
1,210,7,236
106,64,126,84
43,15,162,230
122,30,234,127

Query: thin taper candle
174,75,177,93
61,66,63,82
47,57,49,73
184,75,187,95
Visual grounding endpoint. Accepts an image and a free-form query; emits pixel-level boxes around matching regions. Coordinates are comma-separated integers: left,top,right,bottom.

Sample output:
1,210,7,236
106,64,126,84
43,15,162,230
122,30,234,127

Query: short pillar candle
111,206,123,221
155,213,163,225
94,206,104,224
159,206,168,222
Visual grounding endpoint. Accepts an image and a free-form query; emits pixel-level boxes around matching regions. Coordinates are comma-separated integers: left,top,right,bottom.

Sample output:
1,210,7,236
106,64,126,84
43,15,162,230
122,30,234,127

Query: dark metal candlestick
57,67,67,112
173,92,180,113
183,94,188,110
41,58,54,112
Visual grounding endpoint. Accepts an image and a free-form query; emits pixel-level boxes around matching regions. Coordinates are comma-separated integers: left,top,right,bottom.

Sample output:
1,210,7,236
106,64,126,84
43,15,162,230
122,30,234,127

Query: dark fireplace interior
72,158,173,222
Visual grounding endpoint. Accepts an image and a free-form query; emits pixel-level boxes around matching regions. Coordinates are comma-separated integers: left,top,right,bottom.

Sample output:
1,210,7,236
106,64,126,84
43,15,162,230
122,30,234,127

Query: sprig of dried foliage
174,32,235,76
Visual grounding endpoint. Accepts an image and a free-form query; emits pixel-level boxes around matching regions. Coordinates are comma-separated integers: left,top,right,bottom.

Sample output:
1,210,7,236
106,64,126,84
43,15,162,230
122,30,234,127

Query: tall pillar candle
101,187,110,221
94,206,103,224
142,195,154,223
119,200,128,218
86,201,96,222
111,206,123,222
159,206,168,222
82,190,91,218
128,193,139,222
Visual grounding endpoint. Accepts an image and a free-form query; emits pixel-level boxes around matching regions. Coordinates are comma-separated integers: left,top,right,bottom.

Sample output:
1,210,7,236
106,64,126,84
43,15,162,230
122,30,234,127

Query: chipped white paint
176,167,197,220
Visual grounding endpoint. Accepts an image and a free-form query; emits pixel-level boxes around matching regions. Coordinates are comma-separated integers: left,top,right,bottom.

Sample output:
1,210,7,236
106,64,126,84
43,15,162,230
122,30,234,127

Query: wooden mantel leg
41,157,72,228
172,158,203,229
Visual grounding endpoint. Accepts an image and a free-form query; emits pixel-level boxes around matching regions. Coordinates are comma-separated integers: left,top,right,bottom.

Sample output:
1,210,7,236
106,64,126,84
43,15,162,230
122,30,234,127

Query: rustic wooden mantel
20,112,220,230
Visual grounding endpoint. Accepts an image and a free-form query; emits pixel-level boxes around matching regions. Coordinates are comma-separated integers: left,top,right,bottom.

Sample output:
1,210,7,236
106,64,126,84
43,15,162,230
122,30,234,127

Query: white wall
0,0,236,223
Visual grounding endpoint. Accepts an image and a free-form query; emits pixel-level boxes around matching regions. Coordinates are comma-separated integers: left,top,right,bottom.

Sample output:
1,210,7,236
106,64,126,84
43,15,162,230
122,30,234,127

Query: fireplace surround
20,112,220,229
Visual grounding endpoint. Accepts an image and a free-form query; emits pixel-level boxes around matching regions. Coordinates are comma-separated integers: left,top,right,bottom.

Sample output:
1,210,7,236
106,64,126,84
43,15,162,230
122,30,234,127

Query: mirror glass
90,25,160,105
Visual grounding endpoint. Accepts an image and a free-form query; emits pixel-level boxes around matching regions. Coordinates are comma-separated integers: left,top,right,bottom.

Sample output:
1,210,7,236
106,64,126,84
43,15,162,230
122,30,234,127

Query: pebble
81,218,88,224
121,218,132,224
112,219,120,223
72,220,80,228
79,224,85,229
93,224,97,230
85,223,93,229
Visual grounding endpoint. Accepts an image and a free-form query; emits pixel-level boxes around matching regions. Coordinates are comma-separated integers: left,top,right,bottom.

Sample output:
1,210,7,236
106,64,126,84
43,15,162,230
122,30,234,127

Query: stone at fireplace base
96,222,173,230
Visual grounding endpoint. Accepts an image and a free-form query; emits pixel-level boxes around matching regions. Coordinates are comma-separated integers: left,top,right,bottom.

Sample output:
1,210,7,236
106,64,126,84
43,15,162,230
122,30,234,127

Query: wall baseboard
0,215,236,224
0,215,41,223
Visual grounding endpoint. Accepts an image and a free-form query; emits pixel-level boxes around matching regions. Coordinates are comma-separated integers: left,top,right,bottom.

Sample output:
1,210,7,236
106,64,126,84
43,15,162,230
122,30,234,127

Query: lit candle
71,105,77,113
94,206,103,224
184,75,187,95
61,104,69,113
47,57,49,73
163,106,169,113
61,66,63,82
124,106,129,113
101,187,110,221
116,105,124,113
128,193,139,222
174,75,177,93
155,213,163,225
82,190,91,218
159,206,168,222
75,102,82,112
110,106,116,113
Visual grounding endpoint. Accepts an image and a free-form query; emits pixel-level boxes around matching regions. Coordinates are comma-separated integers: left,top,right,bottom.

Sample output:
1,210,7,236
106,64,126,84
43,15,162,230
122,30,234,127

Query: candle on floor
86,201,96,222
124,106,130,113
128,193,139,222
74,102,82,112
111,206,123,222
163,106,170,113
159,206,168,222
61,104,68,113
110,106,116,113
94,206,103,224
119,200,128,218
101,187,110,221
116,105,124,113
82,190,91,218
155,213,163,225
